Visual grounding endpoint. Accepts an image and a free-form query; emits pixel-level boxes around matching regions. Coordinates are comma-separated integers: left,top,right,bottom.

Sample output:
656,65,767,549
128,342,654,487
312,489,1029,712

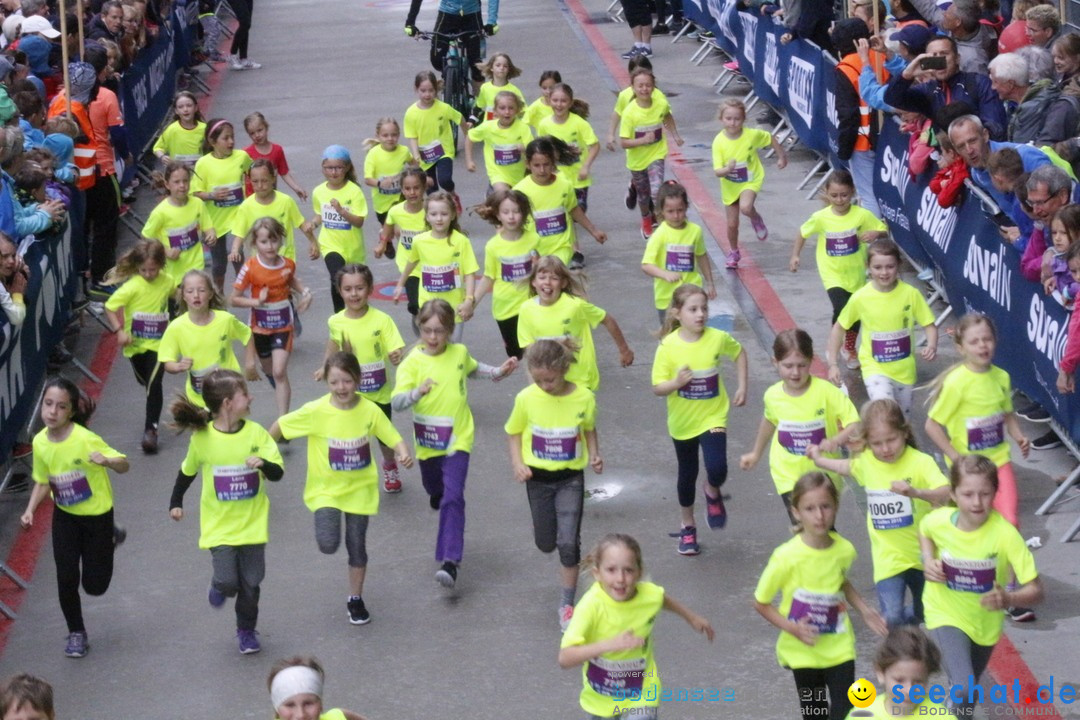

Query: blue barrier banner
173,0,198,69
120,16,178,155
874,119,1080,439
754,19,785,109
785,39,830,158
683,0,721,37
709,0,741,56
0,230,76,462
734,10,759,81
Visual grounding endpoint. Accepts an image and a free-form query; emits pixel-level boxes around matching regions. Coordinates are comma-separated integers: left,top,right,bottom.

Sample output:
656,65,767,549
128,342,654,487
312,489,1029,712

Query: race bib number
530,426,579,462
634,124,663,144
359,361,387,393
942,554,997,593
776,420,826,456
131,312,168,340
534,208,568,237
730,162,750,183
49,470,92,507
400,229,417,253
824,230,859,257
189,364,219,395
664,244,695,273
870,330,911,363
419,140,445,164
499,252,534,282
678,369,720,400
421,263,459,293
321,203,351,231
328,437,371,471
966,414,1005,452
167,221,200,251
377,175,402,195
492,144,521,166
414,414,454,451
213,183,243,208
788,589,846,634
212,465,260,501
175,154,200,167
866,489,914,530
585,656,646,697
253,300,292,331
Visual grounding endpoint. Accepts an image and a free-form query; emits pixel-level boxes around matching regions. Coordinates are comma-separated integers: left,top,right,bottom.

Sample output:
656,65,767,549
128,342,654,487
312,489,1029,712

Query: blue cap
322,144,351,162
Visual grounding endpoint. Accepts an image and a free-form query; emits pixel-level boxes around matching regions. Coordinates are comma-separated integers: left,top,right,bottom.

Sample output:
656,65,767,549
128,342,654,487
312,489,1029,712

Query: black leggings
672,428,727,507
792,660,855,720
496,315,523,359
324,252,347,314
825,286,859,333
229,0,253,58
431,10,484,82
53,508,115,633
85,173,119,284
426,157,455,194
129,351,164,431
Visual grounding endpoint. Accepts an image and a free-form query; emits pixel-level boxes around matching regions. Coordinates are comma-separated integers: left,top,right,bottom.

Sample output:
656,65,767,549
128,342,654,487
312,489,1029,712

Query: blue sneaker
620,46,642,59
64,631,88,658
237,629,261,654
208,582,226,609
670,526,700,555
705,492,728,529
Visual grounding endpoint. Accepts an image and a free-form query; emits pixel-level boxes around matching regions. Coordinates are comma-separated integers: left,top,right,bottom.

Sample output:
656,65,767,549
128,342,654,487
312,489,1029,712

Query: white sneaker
240,58,262,70
228,55,245,70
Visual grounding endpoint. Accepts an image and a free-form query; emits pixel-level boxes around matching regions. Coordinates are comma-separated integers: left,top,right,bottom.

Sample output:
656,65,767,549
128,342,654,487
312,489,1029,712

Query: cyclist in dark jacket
405,0,499,84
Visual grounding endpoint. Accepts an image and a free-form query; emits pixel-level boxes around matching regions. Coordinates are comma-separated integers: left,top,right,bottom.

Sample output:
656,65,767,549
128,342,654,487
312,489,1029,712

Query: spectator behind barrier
885,36,1008,139
859,25,933,112
0,231,26,326
905,0,996,74
990,47,1079,144
1019,164,1072,281
833,18,884,218
1024,4,1062,49
87,0,123,44
999,0,1037,54
778,0,836,55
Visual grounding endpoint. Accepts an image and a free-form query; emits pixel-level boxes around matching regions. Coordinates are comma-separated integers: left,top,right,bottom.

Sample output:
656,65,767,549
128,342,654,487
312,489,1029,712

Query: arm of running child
924,418,959,462
580,142,600,181
558,632,646,668
826,322,846,386
457,273,477,321
19,482,51,527
90,452,129,473
464,135,477,173
699,252,718,299
472,275,494,309
732,348,749,406
258,459,284,482
1004,412,1030,458
653,365,694,396
600,314,633,366
169,470,197,519
570,205,606,244
920,534,946,582
469,357,519,381
585,428,602,474
805,445,851,475
664,593,714,641
507,433,531,482
920,322,939,361
790,234,807,272
821,420,860,453
393,261,418,303
662,111,684,146
606,110,621,151
753,600,818,645
770,133,788,169
843,579,887,636
314,338,338,380
740,418,776,469
281,172,308,202
104,307,131,347
641,262,681,284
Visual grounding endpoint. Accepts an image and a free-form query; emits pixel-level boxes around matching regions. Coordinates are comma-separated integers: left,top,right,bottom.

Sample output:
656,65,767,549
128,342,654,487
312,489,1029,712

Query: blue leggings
426,157,455,194
672,428,728,507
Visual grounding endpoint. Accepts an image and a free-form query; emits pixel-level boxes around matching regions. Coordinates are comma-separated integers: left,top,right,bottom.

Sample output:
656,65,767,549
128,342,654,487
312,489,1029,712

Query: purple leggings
419,451,471,564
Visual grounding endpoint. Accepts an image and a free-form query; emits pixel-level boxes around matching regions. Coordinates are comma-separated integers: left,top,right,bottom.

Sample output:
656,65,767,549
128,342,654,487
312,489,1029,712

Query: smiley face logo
848,678,876,709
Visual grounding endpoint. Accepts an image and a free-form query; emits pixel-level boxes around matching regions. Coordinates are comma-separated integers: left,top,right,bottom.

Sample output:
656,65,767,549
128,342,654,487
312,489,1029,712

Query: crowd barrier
681,0,1080,442
0,0,201,464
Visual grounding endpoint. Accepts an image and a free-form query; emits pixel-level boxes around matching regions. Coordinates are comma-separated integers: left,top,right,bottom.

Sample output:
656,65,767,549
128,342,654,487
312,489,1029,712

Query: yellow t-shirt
512,172,578,262
311,181,368,264
190,150,252,235
157,310,252,407
152,120,207,165
467,118,533,187
277,394,403,515
403,100,463,169
640,221,707,310
504,383,596,471
538,113,599,189
613,86,666,116
652,328,742,440
561,581,665,717
754,533,858,669
142,196,213,281
384,200,427,274
363,144,414,214
926,364,1013,467
619,96,671,171
180,419,282,549
836,281,935,385
231,191,306,260
524,97,553,129
392,343,479,459
32,424,123,516
920,507,1038,646
762,377,859,494
798,206,886,293
711,127,772,205
845,694,946,719
104,271,174,357
517,293,606,391
326,307,406,405
481,230,540,320
405,230,480,309
849,447,948,582
475,81,526,122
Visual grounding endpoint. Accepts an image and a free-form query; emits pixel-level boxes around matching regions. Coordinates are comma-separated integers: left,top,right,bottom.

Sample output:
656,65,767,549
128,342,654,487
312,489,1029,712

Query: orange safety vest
47,93,97,191
837,50,889,153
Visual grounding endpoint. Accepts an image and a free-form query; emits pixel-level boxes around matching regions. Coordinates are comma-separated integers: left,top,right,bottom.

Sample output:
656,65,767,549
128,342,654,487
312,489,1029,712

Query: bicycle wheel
442,58,462,148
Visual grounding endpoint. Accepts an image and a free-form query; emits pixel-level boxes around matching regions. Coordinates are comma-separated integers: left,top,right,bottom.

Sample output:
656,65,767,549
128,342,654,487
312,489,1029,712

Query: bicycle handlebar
415,29,484,41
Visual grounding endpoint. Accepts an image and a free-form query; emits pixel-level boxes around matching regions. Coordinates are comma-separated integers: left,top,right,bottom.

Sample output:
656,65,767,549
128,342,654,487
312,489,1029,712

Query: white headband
270,666,323,710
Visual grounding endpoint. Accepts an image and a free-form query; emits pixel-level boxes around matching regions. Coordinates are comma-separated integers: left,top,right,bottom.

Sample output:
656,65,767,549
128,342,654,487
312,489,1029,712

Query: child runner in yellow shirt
377,167,428,332
191,119,252,292
142,162,215,284
312,145,368,314
362,117,415,225
538,83,600,211
465,91,533,192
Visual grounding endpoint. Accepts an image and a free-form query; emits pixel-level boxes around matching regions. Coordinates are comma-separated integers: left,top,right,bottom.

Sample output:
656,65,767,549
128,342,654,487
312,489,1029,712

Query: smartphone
921,56,947,70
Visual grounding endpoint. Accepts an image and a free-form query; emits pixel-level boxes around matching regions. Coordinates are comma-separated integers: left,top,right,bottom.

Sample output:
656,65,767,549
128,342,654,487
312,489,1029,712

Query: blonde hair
924,313,996,405
718,98,747,120
362,117,402,149
659,284,708,337
850,398,917,454
526,255,587,299
104,239,166,285
476,51,522,79
176,269,226,313
582,533,644,575
244,216,286,252
525,337,579,376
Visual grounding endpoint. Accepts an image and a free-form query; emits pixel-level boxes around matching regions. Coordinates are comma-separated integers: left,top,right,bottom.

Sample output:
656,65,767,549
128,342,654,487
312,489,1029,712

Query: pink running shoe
751,215,768,241
725,249,741,268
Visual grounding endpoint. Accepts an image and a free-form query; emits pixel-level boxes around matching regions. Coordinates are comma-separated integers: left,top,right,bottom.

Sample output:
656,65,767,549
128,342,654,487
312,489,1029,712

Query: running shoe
64,631,88,658
1016,405,1051,423
112,525,127,547
840,347,861,370
429,492,442,510
1007,606,1036,622
11,443,32,459
705,492,727,529
724,60,740,73
141,427,158,455
725,249,741,269
624,181,637,210
383,465,402,493
237,629,261,654
347,595,371,625
228,55,245,71
1031,430,1062,451
569,251,586,270
435,561,458,588
641,215,654,240
240,58,262,70
670,526,700,555
208,582,226,609
620,47,641,59
639,45,654,57
751,215,769,241
651,22,670,34
559,603,575,632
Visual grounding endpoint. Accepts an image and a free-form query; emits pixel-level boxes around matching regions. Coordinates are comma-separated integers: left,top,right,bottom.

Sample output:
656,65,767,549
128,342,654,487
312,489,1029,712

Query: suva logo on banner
879,144,912,201
1028,293,1068,365
963,236,1011,310
789,57,815,129
740,15,757,70
916,188,957,254
764,33,780,95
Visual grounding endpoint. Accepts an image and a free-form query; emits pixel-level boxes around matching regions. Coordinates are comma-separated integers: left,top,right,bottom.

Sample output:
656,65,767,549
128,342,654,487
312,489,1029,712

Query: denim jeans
875,566,925,627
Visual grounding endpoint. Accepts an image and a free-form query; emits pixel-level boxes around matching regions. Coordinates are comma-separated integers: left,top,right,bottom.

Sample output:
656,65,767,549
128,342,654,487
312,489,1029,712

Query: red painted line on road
559,0,826,376
988,634,1063,718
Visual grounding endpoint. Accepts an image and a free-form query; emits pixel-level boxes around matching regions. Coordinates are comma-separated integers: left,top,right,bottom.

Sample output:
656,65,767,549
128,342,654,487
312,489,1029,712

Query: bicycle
415,29,484,147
